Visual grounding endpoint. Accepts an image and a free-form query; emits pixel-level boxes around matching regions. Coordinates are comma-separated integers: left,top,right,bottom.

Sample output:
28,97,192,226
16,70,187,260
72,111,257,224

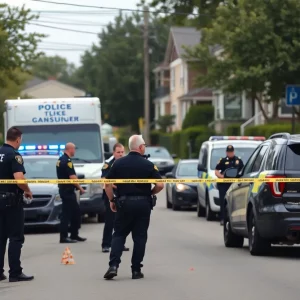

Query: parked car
165,159,198,210
145,146,176,175
197,136,265,221
224,132,300,255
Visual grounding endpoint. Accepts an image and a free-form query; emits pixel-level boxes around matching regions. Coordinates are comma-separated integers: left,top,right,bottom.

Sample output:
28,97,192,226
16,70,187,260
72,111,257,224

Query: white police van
3,97,108,222
197,136,265,221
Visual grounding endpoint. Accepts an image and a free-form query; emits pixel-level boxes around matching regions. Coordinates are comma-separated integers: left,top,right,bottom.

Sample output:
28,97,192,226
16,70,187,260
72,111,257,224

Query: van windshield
210,147,257,170
19,124,103,163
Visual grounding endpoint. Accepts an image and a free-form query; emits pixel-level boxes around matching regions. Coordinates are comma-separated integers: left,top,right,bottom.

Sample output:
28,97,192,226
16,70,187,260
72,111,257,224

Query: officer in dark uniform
103,135,164,280
215,145,244,226
101,143,129,253
56,142,86,243
0,126,34,282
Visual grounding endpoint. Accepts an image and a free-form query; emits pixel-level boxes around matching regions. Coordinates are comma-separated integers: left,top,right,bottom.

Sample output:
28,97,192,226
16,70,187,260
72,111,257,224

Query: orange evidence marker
61,247,75,265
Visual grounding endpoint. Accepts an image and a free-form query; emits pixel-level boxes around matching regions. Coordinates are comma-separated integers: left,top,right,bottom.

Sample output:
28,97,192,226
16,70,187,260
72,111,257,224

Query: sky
4,0,140,66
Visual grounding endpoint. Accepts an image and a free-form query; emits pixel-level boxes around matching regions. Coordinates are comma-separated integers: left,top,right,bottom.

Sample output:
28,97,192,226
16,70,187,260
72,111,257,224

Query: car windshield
18,124,103,163
23,157,58,179
145,147,171,158
177,162,198,177
210,147,258,170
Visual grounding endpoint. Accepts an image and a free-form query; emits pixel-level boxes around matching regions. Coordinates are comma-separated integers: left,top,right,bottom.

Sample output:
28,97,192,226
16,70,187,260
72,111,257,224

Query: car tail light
266,175,286,197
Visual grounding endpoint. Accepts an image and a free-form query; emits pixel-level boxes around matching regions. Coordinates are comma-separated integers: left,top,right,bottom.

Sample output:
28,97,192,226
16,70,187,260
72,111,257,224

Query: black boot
0,273,7,281
104,266,118,280
9,273,34,282
132,271,144,279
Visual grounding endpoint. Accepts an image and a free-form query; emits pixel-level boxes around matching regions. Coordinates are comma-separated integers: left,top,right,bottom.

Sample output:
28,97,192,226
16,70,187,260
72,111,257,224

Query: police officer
103,135,164,280
56,142,86,243
215,145,244,226
0,127,34,282
101,143,129,253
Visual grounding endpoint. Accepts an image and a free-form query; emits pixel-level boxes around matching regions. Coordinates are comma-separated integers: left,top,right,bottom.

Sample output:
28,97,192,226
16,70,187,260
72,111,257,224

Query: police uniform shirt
105,151,162,196
215,155,244,174
56,153,76,190
0,143,25,193
101,157,115,199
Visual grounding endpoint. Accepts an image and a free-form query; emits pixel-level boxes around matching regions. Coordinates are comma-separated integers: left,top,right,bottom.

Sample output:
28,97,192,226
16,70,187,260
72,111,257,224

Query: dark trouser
59,190,81,240
0,205,24,277
218,183,231,221
109,198,151,272
102,198,115,248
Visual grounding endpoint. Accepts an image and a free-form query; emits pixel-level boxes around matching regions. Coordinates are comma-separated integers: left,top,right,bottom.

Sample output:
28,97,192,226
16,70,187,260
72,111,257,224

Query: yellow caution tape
0,178,299,184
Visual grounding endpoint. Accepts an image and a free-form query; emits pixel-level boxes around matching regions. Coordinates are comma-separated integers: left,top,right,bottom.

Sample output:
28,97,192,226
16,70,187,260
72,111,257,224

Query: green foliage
155,125,215,158
0,4,45,87
185,0,300,121
245,124,300,138
76,12,169,130
226,123,241,136
30,55,78,86
155,114,175,132
150,130,161,145
182,104,214,129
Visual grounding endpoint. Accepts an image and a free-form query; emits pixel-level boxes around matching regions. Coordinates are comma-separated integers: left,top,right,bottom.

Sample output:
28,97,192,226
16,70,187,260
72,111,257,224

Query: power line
30,0,209,16
39,48,88,51
29,22,99,34
33,20,108,26
29,10,118,15
41,41,92,47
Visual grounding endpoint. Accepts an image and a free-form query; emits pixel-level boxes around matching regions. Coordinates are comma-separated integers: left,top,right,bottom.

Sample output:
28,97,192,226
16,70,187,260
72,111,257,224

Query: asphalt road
1,189,300,300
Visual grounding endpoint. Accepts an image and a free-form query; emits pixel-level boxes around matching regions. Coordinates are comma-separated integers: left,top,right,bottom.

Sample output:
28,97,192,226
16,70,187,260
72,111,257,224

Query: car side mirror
78,174,85,179
104,152,112,160
224,168,238,178
165,172,173,178
197,163,207,172
171,153,177,159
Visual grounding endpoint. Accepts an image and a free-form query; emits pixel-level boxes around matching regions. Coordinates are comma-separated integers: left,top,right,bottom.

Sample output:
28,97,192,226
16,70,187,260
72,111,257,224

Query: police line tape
0,178,299,184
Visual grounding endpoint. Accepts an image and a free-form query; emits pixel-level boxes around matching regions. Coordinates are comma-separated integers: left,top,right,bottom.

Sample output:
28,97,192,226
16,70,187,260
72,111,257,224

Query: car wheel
166,188,172,209
197,200,205,217
224,205,244,248
172,192,181,211
205,194,214,221
248,210,271,256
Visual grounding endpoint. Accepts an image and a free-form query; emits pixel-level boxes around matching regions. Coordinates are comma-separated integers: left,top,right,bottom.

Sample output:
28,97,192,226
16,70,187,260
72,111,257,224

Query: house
153,27,213,131
21,77,86,98
211,49,294,134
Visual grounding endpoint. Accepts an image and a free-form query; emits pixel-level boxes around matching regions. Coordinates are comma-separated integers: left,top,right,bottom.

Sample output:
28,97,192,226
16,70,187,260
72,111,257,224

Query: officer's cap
226,145,234,152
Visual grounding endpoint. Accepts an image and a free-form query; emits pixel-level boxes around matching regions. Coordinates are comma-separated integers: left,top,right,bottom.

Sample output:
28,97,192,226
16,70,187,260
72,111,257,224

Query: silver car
145,146,176,175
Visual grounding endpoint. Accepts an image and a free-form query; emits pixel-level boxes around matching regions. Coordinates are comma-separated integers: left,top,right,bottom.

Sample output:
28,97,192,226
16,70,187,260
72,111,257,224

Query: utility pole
143,5,150,144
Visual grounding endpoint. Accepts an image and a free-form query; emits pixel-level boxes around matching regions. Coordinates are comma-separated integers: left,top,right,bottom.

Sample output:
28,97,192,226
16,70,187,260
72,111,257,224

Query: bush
226,123,241,135
245,123,300,138
182,104,214,129
150,130,160,145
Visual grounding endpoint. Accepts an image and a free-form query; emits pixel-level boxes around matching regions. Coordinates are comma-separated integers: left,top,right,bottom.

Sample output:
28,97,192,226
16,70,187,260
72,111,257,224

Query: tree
30,55,78,86
76,11,169,129
184,0,300,121
138,0,237,28
0,4,45,87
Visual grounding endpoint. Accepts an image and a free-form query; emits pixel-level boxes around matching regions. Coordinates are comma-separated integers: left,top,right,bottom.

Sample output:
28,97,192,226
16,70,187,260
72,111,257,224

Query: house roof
171,27,202,58
24,77,46,89
179,88,213,100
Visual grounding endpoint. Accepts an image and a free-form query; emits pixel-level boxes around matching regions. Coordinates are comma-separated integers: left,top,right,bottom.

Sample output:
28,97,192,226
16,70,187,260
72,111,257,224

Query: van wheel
197,200,205,217
248,210,271,256
205,195,214,221
224,205,244,247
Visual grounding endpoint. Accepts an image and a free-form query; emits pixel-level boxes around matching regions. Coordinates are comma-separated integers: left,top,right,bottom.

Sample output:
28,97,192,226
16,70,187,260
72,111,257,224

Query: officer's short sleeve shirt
0,144,26,192
56,153,76,189
106,151,162,196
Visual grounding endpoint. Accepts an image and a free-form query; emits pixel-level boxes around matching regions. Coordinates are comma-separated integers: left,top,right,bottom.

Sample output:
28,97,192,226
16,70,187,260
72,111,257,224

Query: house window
180,64,184,87
170,68,175,91
224,93,242,119
280,99,293,115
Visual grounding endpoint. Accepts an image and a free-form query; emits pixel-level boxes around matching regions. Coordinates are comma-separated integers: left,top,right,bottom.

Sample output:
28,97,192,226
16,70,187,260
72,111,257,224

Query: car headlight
176,183,191,192
54,194,62,204
90,183,103,196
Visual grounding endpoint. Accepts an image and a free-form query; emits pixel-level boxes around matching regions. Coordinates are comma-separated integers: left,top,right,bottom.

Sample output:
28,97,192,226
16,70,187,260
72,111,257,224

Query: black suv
223,132,300,255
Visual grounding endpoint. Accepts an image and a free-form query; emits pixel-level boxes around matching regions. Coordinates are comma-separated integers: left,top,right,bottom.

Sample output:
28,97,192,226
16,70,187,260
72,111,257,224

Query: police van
3,97,108,222
197,136,265,221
